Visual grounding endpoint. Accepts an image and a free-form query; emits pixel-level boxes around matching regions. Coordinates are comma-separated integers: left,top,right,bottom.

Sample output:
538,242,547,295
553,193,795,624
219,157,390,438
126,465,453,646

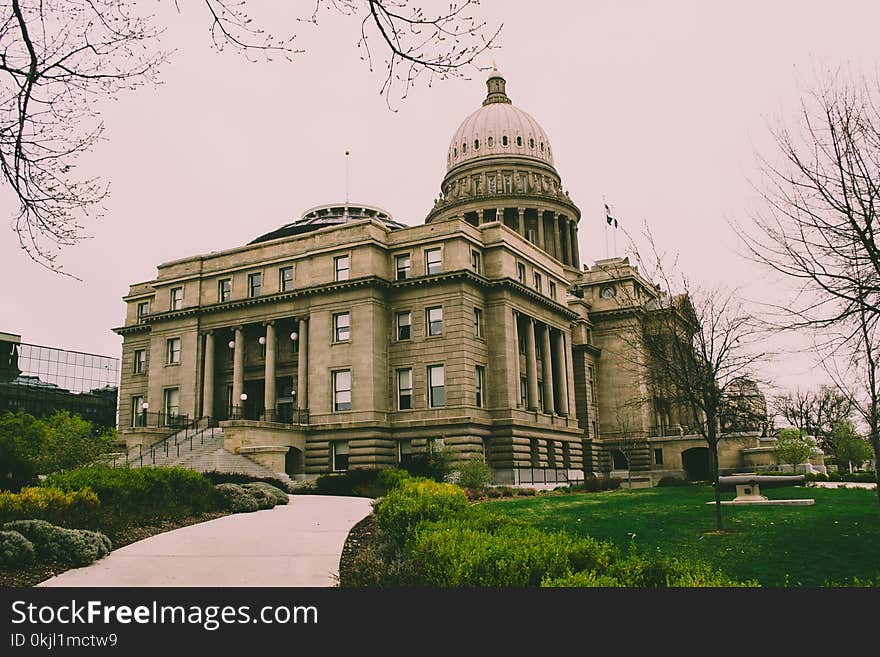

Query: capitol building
114,71,771,486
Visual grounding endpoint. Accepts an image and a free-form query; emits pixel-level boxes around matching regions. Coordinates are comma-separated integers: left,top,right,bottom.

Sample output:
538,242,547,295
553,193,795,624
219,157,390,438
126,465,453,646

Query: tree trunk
710,440,723,531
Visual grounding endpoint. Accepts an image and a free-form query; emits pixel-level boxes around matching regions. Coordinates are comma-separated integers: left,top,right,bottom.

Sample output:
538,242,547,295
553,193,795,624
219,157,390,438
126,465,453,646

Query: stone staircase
123,427,287,480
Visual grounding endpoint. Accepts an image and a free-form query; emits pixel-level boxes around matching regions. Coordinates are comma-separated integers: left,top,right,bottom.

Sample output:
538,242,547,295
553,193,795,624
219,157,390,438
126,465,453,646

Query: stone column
202,331,215,420
539,323,555,414
296,317,309,411
232,326,244,418
517,207,525,237
537,209,545,249
497,207,504,224
553,212,563,262
570,220,580,269
524,317,539,411
552,329,569,416
263,321,276,421
560,216,570,265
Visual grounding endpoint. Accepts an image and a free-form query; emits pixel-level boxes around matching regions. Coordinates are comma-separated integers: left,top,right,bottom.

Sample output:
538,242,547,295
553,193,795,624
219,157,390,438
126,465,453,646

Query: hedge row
0,487,101,528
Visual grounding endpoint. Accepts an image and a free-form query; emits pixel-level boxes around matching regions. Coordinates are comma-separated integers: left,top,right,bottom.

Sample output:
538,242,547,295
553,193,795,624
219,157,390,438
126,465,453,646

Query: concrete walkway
38,495,373,587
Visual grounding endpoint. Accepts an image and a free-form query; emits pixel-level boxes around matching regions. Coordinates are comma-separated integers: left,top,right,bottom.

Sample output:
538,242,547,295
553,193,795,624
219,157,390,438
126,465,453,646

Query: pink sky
1,0,878,396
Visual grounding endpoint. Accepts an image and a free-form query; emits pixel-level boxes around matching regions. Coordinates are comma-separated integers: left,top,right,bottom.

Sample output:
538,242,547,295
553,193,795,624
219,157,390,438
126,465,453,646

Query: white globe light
258,336,266,345
142,402,149,410
290,331,298,341
228,340,235,349
240,393,248,401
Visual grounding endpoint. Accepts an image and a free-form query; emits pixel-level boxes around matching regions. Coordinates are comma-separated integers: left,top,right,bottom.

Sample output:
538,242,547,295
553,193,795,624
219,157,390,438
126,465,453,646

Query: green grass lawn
487,485,880,586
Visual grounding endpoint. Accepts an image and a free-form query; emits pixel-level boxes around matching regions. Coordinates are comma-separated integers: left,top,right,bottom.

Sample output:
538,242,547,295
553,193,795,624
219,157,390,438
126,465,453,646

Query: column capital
202,329,214,336
262,319,275,327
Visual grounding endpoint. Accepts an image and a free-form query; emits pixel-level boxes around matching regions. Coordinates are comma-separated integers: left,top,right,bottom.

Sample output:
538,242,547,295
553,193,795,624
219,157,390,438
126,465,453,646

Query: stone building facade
114,72,770,484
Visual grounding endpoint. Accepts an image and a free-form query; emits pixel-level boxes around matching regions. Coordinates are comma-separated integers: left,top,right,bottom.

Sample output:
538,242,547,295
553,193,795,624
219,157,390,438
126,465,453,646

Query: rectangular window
136,301,150,321
164,387,180,424
280,266,294,292
549,281,557,300
396,311,412,341
170,287,183,311
335,255,350,281
503,175,512,193
588,365,597,405
428,365,445,407
218,278,231,303
133,349,146,374
333,312,351,342
166,338,181,365
526,228,537,244
248,272,262,298
592,420,598,440
425,248,442,275
534,272,542,293
520,377,527,408
397,368,413,410
537,380,543,409
473,308,483,338
475,365,485,408
426,306,443,336
395,254,411,280
398,440,413,467
131,395,144,427
471,250,481,274
517,263,526,283
488,177,496,193
333,370,352,411
654,448,664,465
332,441,349,472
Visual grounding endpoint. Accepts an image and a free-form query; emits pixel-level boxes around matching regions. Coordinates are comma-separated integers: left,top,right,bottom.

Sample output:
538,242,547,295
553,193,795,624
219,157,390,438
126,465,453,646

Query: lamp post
239,393,247,420
141,401,149,427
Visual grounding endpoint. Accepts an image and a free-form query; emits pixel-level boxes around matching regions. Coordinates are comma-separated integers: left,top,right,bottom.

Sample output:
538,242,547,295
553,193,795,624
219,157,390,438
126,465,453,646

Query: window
136,301,150,321
131,395,144,427
471,250,481,274
425,248,442,275
516,136,523,147
502,135,508,146
475,365,485,408
534,272,542,293
474,139,479,150
166,338,181,365
333,312,351,342
488,177,496,193
280,266,294,292
654,448,664,465
529,137,535,149
246,272,261,298
462,141,467,154
133,349,146,374
473,307,483,338
333,370,351,411
503,175,512,193
332,441,349,471
218,279,231,303
398,440,413,467
396,311,412,341
164,387,180,423
612,450,628,470
549,281,557,300
395,254,411,280
426,306,443,336
487,136,494,147
588,365,597,405
591,420,598,440
517,262,526,283
520,377,527,408
397,368,413,410
526,228,537,244
335,255,350,281
428,365,445,407
170,287,183,311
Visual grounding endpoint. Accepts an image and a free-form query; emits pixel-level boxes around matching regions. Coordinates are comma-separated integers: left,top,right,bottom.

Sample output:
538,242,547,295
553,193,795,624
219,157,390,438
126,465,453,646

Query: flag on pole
605,203,618,228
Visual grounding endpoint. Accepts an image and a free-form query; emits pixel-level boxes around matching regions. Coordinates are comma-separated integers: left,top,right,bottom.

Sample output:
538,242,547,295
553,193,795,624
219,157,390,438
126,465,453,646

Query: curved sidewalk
38,495,373,587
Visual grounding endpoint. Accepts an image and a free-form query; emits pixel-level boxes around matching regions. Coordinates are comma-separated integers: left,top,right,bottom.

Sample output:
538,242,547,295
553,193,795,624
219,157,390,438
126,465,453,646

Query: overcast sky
2,0,878,396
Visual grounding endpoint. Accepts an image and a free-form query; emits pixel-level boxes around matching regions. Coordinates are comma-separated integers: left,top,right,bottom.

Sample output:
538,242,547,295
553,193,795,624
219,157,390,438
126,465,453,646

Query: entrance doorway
682,447,711,481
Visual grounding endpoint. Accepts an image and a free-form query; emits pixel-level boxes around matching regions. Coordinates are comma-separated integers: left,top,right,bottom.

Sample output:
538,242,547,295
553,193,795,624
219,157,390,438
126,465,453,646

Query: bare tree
1,1,500,274
609,398,646,491
773,386,854,452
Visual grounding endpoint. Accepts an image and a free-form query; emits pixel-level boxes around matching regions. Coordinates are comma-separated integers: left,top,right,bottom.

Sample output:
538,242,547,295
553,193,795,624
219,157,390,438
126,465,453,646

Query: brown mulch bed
337,512,377,586
0,511,229,588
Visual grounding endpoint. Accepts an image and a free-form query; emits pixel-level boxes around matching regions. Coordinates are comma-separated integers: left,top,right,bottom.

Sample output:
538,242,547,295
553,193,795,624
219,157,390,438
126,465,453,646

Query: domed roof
446,71,554,171
249,203,405,244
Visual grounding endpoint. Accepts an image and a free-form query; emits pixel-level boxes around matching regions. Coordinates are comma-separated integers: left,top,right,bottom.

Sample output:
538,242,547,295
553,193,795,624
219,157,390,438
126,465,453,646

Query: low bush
242,485,275,510
201,470,293,493
316,468,412,498
3,520,111,567
0,487,101,528
376,468,411,491
43,466,219,527
214,484,259,513
570,477,622,493
805,471,876,483
375,478,469,547
0,530,35,569
242,482,289,506
456,457,493,490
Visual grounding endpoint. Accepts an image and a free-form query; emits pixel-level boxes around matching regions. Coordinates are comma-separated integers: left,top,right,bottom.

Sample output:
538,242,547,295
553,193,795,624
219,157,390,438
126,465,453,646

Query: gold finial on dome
483,67,511,105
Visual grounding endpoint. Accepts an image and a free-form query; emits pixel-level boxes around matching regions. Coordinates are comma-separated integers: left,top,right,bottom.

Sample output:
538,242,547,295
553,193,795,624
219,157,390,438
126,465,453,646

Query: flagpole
603,198,609,259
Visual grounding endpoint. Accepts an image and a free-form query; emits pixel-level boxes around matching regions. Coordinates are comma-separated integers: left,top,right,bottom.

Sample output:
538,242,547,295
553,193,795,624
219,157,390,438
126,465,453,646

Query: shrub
656,476,690,487
201,470,293,493
571,477,622,493
541,571,623,587
515,487,537,496
214,484,260,513
316,468,413,498
375,478,469,547
43,466,219,527
3,520,111,567
0,530,35,569
376,468,411,491
242,485,275,510
606,552,757,587
242,482,289,506
456,457,493,490
0,487,101,528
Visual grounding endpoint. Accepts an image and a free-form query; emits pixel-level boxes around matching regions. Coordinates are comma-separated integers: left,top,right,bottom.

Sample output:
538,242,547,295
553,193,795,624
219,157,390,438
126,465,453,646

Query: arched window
502,135,508,146
529,138,535,149
462,142,467,154
453,147,457,157
474,139,480,150
516,136,523,147
487,136,494,147
540,141,544,152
